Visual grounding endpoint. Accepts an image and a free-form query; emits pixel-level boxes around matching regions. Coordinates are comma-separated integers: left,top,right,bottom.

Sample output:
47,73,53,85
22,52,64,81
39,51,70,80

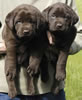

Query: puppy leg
27,54,42,94
51,78,60,94
27,74,35,95
51,56,60,94
27,54,42,76
5,56,17,98
5,42,17,98
55,51,68,81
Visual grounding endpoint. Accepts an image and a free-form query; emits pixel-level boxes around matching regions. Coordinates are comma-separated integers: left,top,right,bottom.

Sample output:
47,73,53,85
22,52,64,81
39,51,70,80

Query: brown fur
2,4,48,98
42,2,79,94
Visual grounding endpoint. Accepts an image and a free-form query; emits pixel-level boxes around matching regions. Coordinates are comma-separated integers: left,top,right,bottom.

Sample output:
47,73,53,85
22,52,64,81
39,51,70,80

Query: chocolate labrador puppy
2,4,48,98
42,2,79,94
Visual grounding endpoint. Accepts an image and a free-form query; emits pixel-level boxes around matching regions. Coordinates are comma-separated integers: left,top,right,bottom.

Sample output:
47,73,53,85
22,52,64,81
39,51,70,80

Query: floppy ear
66,5,79,26
42,6,52,22
5,12,15,30
71,10,79,25
5,7,19,31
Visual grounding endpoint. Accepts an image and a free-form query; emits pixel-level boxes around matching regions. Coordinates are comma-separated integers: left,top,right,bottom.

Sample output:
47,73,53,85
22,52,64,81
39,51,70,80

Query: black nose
23,30,30,35
56,23,62,29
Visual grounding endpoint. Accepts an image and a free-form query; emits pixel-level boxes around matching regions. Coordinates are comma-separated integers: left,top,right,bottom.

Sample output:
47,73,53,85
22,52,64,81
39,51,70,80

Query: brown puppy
2,4,48,98
42,2,79,94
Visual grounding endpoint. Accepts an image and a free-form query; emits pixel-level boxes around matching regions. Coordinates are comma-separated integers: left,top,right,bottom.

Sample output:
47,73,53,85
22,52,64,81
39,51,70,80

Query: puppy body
42,2,79,94
2,4,48,98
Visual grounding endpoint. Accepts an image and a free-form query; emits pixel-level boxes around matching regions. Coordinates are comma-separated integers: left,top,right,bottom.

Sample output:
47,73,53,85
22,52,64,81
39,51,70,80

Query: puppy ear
66,5,79,26
42,6,52,22
71,10,79,25
5,7,19,31
5,12,14,30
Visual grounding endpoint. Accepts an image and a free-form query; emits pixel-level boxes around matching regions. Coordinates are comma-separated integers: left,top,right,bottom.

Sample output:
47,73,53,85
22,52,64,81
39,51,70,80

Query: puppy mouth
50,29,66,37
17,31,32,38
50,28,64,32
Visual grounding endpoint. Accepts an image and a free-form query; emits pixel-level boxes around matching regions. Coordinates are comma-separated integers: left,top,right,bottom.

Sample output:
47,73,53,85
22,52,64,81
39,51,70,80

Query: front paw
55,71,66,81
6,68,16,80
27,65,38,76
8,87,17,98
28,84,35,95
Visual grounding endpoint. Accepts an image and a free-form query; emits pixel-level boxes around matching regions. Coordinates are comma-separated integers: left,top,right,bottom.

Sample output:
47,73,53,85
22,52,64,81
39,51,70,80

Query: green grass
65,0,82,100
65,52,82,100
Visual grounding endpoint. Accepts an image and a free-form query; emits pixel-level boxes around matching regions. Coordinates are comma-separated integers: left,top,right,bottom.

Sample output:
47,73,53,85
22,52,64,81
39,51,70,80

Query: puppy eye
51,14,56,19
16,21,22,25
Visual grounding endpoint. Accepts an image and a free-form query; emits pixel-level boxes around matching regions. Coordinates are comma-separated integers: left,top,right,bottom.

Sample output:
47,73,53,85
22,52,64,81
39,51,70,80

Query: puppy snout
56,23,62,29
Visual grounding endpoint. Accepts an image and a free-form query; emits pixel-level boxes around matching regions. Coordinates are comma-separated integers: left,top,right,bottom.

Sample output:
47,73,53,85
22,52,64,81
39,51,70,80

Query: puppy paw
8,87,17,98
28,88,35,95
6,68,16,80
27,65,38,76
27,83,35,95
55,72,66,81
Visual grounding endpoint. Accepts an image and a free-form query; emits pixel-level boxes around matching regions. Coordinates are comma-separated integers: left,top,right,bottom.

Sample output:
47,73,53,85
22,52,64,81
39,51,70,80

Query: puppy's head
42,2,79,32
5,4,47,39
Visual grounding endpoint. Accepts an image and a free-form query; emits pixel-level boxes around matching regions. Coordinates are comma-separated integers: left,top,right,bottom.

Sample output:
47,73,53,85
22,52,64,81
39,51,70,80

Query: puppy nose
23,30,29,34
56,23,62,29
